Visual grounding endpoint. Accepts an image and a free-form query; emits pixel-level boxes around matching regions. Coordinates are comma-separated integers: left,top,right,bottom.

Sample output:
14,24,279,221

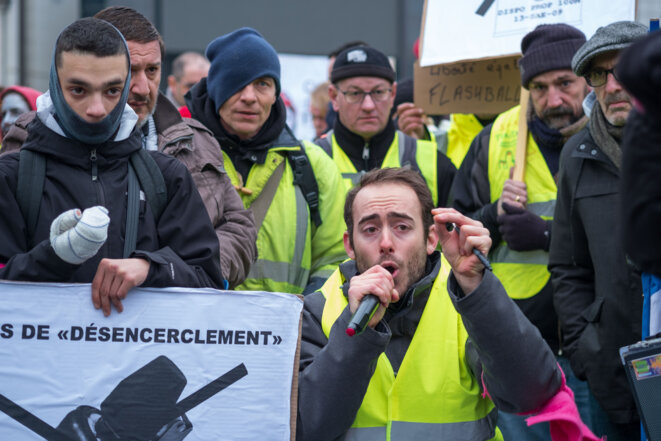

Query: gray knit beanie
572,21,648,76
519,23,586,89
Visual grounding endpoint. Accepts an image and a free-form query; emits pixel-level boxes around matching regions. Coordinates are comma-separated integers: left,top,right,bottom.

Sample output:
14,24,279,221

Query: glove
50,206,110,264
497,203,550,252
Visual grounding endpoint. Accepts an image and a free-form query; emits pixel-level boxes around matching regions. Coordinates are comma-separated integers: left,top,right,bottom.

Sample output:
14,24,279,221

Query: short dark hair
328,41,369,58
95,6,165,60
55,17,128,68
344,168,434,241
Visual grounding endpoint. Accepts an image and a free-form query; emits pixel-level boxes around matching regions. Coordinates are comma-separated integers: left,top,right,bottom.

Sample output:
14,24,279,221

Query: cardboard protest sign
414,55,521,115
415,0,635,114
0,281,303,441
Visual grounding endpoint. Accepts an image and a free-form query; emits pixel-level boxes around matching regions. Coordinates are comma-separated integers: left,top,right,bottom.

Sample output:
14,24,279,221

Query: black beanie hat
330,46,395,84
519,23,586,89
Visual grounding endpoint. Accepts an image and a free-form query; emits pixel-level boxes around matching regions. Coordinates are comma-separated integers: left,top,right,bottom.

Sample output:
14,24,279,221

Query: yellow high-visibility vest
319,258,502,441
487,105,556,299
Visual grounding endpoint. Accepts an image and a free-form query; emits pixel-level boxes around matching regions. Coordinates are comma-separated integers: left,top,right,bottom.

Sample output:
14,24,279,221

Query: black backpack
16,148,167,258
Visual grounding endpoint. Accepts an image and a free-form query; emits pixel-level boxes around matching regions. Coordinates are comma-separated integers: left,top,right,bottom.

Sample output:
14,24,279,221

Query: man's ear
343,231,355,259
426,223,439,255
328,83,340,112
167,75,177,91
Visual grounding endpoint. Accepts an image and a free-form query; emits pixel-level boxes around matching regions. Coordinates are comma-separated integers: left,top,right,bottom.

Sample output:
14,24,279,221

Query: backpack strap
287,145,322,228
123,164,140,258
315,130,334,158
17,149,46,241
250,159,286,231
129,149,168,221
397,130,421,174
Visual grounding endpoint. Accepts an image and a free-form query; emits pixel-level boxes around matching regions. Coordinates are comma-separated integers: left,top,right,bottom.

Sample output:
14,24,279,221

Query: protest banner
0,281,303,441
415,0,636,115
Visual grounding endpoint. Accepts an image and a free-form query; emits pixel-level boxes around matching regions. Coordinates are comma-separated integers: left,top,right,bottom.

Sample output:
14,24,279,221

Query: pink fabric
481,367,603,441
0,264,4,268
525,369,604,441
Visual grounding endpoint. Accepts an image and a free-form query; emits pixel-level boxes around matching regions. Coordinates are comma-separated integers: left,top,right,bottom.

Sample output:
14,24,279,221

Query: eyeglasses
338,88,392,104
584,67,619,88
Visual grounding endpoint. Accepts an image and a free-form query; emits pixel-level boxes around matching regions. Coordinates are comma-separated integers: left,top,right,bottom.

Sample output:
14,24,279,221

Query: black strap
287,145,322,228
129,149,167,221
17,149,46,241
399,131,421,174
250,159,285,231
124,164,140,258
315,132,333,158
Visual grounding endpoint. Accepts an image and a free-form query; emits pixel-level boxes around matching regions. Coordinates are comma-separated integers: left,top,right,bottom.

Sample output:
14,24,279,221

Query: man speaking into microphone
297,168,577,441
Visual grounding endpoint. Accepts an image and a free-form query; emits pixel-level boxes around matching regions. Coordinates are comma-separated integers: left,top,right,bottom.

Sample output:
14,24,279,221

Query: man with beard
186,27,347,294
92,7,256,289
549,21,647,441
297,167,572,441
0,18,223,314
450,23,590,440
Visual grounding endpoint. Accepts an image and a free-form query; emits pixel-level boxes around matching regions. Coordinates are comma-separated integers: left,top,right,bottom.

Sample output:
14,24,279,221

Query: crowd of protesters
1,6,660,441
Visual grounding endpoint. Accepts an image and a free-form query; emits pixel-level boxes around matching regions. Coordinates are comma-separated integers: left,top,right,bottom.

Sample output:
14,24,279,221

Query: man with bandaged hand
0,18,223,315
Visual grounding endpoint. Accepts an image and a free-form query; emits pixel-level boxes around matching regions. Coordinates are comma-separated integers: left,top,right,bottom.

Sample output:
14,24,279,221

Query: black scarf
527,104,588,177
333,116,396,172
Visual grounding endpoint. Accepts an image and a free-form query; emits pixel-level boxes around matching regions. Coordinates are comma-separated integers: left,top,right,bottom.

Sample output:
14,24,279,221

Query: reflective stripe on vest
319,258,502,441
328,131,439,205
223,149,312,293
487,105,557,299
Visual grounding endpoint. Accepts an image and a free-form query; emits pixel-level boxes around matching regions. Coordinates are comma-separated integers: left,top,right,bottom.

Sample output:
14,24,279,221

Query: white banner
420,0,636,66
0,281,303,441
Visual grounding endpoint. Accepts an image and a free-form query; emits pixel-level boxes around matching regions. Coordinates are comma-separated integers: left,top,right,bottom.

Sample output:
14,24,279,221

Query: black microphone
346,294,380,336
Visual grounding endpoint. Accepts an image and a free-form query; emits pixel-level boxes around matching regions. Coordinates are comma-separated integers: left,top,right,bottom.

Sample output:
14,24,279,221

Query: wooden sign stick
513,87,529,182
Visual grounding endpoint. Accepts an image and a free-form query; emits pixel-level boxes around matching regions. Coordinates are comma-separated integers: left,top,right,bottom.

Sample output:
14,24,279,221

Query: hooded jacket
0,105,223,289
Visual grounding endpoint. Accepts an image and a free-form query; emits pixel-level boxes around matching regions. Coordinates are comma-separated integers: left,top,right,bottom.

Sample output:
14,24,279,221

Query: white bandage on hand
50,206,110,264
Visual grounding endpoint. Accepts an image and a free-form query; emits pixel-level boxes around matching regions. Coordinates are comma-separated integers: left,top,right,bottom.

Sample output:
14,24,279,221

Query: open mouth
381,263,398,278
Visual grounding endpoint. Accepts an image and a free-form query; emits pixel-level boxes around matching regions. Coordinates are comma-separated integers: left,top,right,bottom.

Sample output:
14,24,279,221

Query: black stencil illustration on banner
0,356,248,441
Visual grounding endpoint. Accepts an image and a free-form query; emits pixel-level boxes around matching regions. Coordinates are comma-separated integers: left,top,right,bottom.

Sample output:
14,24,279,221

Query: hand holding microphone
346,265,399,336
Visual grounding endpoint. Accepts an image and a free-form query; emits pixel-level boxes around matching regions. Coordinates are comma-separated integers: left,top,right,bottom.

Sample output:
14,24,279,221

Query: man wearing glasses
549,21,647,441
316,46,456,208
451,23,590,441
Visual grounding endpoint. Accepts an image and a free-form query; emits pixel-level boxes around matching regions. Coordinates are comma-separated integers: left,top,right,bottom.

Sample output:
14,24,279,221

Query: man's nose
379,228,394,253
546,86,564,108
86,95,107,119
604,71,623,94
239,84,257,102
131,70,149,96
361,93,377,111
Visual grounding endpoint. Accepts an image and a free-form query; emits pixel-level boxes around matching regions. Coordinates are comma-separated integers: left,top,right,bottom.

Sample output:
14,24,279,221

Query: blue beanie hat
205,27,281,112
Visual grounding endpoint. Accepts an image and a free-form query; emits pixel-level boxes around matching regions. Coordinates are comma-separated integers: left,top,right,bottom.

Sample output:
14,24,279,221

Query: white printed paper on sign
0,281,303,441
420,0,636,66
